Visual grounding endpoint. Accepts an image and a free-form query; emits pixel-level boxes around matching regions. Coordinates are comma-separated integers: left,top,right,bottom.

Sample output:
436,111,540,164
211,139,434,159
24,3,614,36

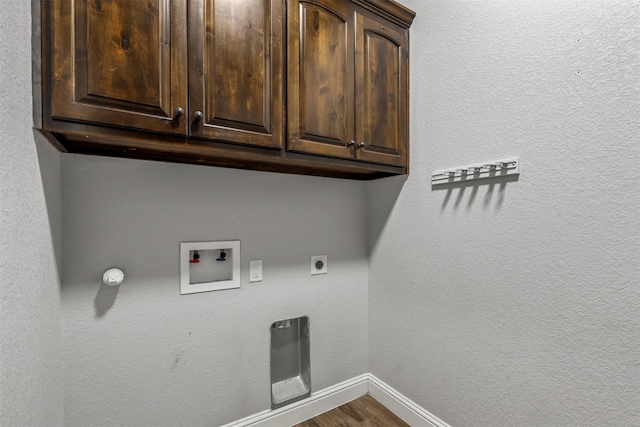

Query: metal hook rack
431,157,520,185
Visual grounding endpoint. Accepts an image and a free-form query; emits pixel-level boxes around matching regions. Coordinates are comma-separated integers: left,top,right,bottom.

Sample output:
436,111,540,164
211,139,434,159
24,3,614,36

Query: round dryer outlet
310,255,327,275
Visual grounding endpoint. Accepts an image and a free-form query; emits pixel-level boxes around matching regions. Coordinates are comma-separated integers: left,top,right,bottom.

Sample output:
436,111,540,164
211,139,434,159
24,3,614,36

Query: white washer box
180,240,240,295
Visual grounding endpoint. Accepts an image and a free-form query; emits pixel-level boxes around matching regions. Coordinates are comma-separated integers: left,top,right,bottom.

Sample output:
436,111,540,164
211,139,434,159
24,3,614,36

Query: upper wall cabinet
188,0,285,149
47,0,283,148
287,0,409,168
38,0,414,179
354,12,408,167
49,0,189,135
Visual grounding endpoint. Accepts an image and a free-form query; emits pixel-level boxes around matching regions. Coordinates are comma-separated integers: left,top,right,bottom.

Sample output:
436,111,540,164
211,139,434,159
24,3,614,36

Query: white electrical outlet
310,255,327,275
249,260,263,282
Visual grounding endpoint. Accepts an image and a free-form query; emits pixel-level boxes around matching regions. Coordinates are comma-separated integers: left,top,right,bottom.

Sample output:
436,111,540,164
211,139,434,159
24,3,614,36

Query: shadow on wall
366,175,408,256
95,284,119,318
34,130,63,284
59,155,372,320
435,175,519,212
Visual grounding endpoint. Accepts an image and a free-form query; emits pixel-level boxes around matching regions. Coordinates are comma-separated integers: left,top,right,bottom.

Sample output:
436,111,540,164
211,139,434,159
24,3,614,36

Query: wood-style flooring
293,394,410,427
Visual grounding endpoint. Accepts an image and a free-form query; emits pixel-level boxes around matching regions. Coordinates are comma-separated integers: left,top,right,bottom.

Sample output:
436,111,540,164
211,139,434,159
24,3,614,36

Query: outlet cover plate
311,255,327,275
249,260,263,282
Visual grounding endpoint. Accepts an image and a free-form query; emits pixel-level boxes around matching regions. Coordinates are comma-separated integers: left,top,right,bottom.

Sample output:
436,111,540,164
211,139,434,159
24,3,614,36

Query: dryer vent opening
270,316,310,409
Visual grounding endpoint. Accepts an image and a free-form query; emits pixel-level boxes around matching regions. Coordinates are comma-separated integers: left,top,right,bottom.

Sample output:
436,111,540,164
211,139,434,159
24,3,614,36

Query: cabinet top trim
356,0,416,27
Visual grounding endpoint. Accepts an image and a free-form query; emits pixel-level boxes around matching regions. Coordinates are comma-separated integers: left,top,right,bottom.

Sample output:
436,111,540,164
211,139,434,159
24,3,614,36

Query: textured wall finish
0,1,64,426
368,1,639,426
4,1,638,426
61,156,369,426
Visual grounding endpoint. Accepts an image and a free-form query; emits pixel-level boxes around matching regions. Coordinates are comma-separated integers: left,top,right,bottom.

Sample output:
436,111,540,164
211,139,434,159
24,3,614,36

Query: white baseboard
221,374,369,427
222,373,452,427
368,374,452,427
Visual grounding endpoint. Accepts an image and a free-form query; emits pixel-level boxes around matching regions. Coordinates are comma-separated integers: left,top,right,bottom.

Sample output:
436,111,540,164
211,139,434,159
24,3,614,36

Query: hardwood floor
293,394,410,427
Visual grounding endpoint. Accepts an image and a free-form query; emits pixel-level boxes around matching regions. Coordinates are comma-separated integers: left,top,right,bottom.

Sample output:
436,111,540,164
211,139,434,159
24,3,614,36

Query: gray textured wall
368,1,640,426
3,1,639,426
0,1,64,426
61,156,370,426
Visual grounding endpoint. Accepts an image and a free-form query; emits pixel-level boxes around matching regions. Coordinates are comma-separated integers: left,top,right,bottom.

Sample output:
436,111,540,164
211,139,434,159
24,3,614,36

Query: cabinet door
50,0,188,134
287,0,355,159
189,0,284,149
355,13,408,167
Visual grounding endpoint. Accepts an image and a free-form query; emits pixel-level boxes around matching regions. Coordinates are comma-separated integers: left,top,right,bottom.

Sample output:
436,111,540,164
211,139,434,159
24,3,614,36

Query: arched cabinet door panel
355,13,408,167
287,0,409,168
287,0,355,160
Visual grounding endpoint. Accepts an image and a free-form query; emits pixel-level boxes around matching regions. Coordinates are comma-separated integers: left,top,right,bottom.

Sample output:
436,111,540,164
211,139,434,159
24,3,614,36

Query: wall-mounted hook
432,157,520,185
499,161,515,168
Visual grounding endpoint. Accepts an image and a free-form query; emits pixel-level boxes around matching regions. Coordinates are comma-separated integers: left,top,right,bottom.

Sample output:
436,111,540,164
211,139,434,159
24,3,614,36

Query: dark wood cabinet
354,12,408,167
38,0,414,180
287,0,355,160
188,0,285,149
49,0,189,134
288,0,409,168
47,0,283,146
